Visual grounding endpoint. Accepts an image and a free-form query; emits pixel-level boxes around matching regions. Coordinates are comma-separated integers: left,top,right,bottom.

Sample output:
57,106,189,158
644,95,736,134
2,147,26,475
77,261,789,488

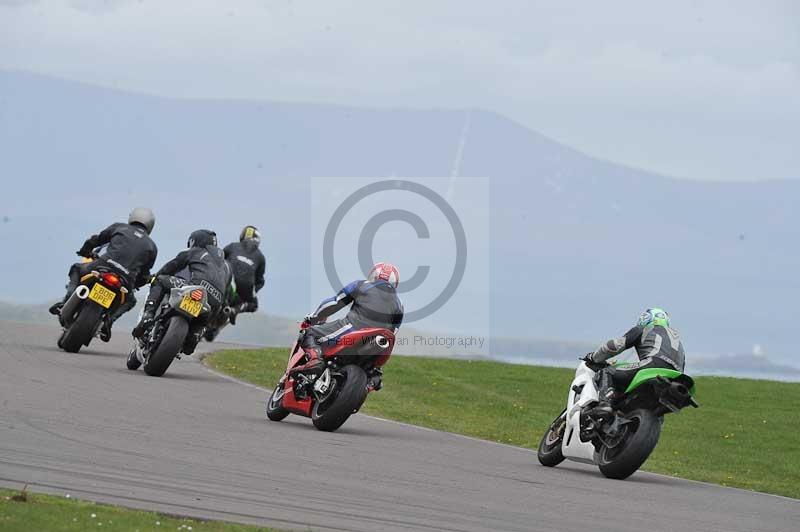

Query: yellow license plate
88,283,116,309
179,296,203,317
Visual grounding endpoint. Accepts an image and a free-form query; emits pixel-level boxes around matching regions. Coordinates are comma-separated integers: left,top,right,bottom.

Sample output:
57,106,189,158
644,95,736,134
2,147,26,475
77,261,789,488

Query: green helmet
638,308,670,328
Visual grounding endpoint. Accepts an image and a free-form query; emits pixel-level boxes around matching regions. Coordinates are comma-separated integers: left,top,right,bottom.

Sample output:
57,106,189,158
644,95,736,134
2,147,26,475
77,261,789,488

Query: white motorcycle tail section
561,362,599,463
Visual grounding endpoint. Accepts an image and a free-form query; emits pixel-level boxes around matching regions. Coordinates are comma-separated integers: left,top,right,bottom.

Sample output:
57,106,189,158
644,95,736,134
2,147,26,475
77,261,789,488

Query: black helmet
128,207,155,235
187,229,217,248
240,225,261,245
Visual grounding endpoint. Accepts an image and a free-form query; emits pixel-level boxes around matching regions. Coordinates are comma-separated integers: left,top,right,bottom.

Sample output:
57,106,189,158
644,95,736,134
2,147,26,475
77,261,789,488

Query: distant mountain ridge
1,70,799,368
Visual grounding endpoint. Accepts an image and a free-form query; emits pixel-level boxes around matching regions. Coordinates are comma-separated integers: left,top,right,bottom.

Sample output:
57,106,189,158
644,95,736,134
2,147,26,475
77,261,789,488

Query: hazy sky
2,0,798,181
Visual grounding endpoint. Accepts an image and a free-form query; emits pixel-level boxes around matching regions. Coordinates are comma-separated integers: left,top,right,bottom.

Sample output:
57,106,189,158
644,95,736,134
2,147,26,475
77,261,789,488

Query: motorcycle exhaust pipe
375,335,390,349
666,381,697,409
60,285,91,326
668,381,690,400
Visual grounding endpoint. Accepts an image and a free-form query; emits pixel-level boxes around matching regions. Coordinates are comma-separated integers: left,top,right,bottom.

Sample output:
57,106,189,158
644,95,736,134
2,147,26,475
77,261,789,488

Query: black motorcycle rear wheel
311,364,368,432
538,409,567,467
597,408,662,479
143,316,189,377
59,303,103,353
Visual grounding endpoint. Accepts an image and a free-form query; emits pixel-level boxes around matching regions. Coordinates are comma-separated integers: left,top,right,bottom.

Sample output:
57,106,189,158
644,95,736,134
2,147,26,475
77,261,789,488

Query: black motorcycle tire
143,316,189,377
60,303,104,353
537,409,567,467
311,364,368,432
266,383,290,422
597,408,662,480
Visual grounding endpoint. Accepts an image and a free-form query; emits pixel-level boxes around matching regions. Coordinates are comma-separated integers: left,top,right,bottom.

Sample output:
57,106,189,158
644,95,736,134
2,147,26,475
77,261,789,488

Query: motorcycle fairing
281,378,313,416
561,361,600,463
321,328,395,367
280,340,314,416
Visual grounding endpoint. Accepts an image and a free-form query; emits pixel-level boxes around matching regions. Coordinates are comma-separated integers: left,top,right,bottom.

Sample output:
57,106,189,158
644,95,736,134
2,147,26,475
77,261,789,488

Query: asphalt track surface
1,320,798,532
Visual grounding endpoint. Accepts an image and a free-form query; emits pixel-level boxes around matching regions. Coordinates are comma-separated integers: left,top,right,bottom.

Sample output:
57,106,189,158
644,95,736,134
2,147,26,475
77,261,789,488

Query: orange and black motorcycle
57,257,130,353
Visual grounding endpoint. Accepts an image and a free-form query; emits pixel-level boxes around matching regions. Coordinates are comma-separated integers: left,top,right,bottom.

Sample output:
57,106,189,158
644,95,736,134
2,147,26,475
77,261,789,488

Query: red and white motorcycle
265,321,394,432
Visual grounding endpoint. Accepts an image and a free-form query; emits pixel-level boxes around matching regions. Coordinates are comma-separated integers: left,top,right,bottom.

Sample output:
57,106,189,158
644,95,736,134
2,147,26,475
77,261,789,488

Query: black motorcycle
126,284,212,376
57,257,130,353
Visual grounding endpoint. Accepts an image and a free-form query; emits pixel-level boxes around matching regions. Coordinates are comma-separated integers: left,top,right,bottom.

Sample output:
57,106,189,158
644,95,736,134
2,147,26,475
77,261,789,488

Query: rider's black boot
132,302,156,339
591,387,622,419
99,316,112,342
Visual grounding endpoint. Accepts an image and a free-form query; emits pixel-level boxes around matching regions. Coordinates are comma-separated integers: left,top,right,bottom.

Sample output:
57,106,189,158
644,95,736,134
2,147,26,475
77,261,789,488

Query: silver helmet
128,207,155,235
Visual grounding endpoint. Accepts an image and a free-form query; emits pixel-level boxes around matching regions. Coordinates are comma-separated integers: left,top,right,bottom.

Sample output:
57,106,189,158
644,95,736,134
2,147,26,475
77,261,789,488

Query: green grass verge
207,348,800,499
0,488,280,532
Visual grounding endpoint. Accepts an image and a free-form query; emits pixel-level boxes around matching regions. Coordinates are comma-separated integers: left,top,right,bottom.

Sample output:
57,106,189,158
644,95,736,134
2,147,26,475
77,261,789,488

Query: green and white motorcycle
538,358,698,479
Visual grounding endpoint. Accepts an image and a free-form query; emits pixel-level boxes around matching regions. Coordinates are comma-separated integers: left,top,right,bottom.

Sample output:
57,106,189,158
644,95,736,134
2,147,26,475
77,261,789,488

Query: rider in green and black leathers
133,229,231,355
223,225,266,324
586,308,686,410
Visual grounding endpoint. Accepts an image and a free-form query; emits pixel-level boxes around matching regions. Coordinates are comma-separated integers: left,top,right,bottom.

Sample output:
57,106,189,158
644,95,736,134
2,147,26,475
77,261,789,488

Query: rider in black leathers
133,229,231,355
49,207,157,342
223,225,266,324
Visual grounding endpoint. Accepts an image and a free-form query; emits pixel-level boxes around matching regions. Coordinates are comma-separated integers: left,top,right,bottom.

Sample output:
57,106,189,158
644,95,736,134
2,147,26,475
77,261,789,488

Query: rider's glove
303,314,320,326
582,353,606,371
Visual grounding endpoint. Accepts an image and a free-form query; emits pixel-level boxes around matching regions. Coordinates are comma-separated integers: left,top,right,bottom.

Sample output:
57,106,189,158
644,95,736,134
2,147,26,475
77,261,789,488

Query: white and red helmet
367,262,400,289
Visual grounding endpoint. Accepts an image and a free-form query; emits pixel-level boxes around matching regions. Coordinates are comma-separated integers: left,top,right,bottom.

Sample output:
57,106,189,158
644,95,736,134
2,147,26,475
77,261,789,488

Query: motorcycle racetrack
1,321,797,532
